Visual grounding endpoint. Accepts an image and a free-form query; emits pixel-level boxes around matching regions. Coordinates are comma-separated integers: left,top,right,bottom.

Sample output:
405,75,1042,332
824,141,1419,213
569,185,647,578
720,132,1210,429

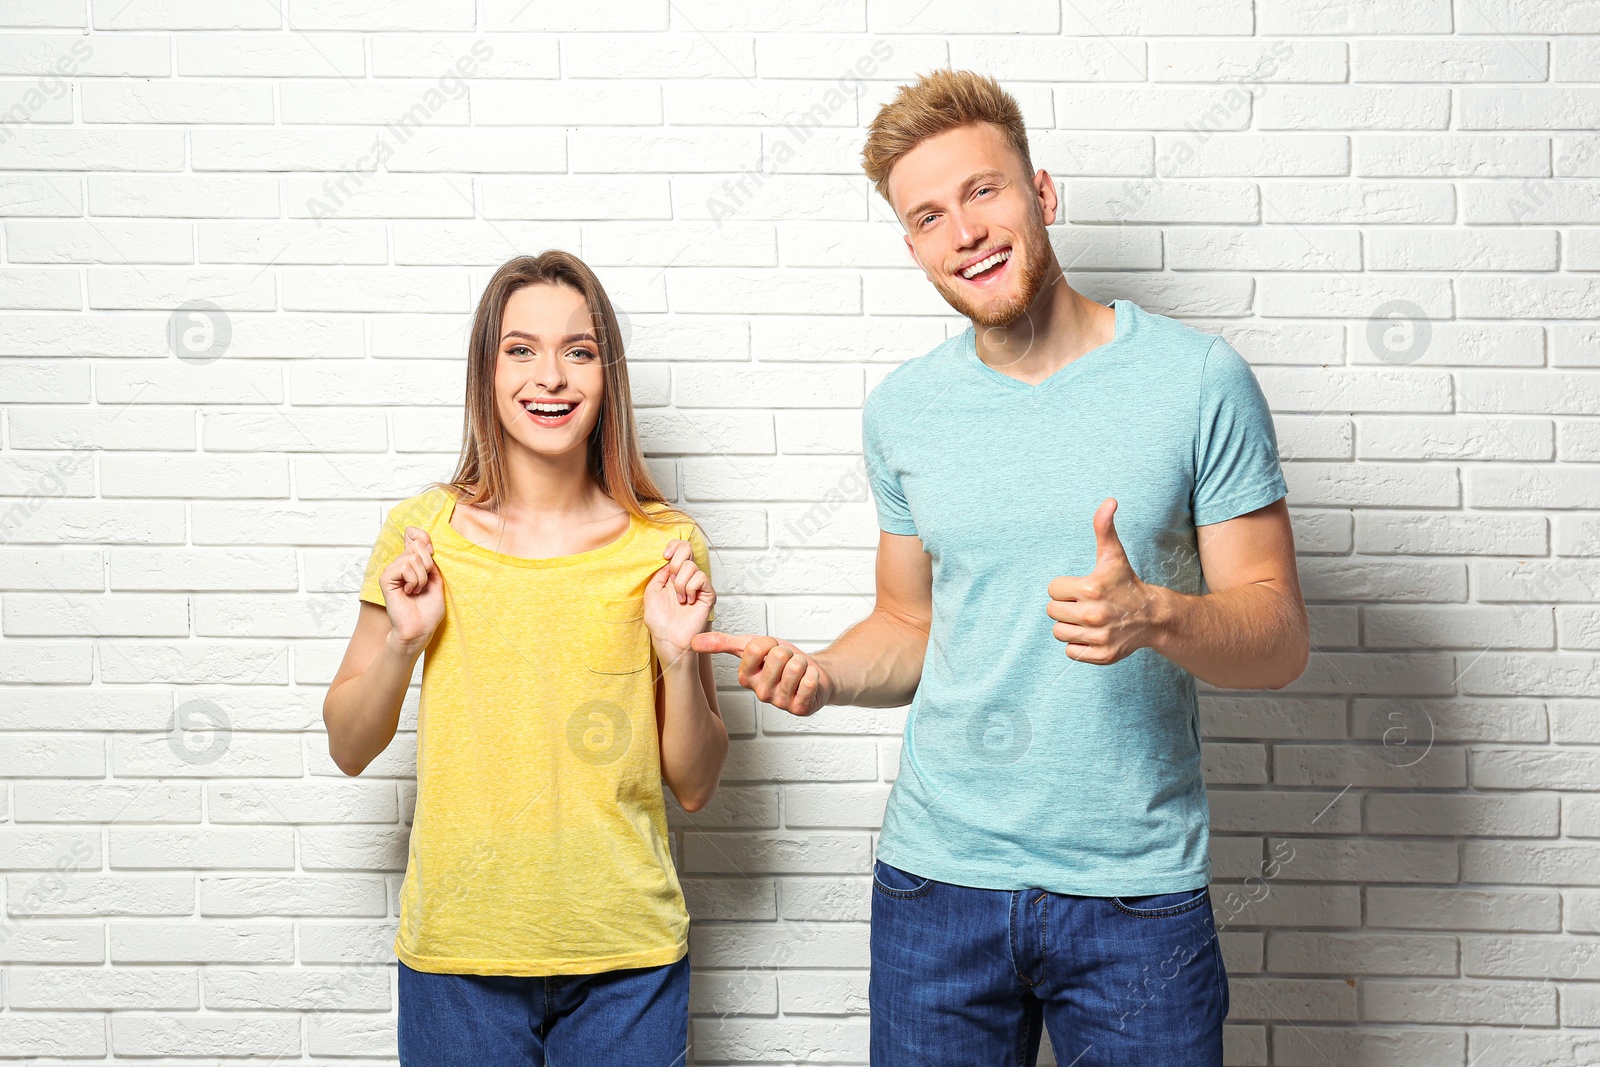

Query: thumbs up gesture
1046,498,1155,665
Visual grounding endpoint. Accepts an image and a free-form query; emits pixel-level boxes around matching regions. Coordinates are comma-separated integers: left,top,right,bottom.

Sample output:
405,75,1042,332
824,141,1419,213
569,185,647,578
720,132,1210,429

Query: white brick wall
0,2,1596,1063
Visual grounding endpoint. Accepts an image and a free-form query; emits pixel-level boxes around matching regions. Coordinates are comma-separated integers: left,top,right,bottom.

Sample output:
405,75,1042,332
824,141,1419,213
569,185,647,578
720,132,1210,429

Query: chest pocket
587,596,653,676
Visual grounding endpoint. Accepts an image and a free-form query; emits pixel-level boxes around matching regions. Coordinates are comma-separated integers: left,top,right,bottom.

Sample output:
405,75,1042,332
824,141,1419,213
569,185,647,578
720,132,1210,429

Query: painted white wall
0,1,1595,1063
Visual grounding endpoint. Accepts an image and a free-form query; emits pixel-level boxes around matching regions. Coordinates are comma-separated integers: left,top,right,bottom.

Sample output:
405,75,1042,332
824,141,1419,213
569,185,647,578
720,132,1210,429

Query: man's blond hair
861,69,1033,205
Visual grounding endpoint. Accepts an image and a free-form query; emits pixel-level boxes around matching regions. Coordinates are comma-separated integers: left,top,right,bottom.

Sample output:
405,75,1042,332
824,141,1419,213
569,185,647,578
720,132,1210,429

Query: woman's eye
567,348,597,361
507,345,532,359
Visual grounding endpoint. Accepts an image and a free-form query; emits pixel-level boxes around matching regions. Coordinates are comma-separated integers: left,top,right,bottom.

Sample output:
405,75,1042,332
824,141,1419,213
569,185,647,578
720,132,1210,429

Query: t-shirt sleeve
358,513,405,609
1192,337,1289,527
679,518,715,625
359,492,442,608
862,394,918,536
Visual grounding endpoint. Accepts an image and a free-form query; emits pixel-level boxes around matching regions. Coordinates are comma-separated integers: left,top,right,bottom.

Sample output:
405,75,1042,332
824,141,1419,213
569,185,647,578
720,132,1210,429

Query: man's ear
1035,169,1058,227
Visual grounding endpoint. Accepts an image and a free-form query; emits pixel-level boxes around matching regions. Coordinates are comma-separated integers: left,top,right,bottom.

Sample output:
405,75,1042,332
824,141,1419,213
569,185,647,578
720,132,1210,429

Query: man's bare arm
691,530,933,715
811,531,933,708
1147,498,1309,690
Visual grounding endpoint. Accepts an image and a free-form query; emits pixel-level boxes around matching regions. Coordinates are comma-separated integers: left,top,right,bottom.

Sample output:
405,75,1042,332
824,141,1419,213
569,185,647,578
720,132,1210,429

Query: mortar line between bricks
1234,975,1339,1067
665,1,758,92
47,156,154,286
1054,0,1144,81
1241,202,1567,696
7,572,296,926
1454,0,1556,84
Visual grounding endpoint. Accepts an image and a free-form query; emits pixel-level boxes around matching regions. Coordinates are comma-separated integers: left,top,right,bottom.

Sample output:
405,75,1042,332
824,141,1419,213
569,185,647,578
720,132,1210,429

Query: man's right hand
378,526,445,657
690,631,836,716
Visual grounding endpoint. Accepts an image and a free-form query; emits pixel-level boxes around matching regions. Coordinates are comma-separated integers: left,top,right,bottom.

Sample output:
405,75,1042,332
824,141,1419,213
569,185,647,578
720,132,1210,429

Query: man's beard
930,229,1053,329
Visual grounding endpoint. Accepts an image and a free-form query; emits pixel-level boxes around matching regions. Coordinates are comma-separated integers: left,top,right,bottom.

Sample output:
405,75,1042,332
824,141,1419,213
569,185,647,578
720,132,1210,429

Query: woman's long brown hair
445,251,685,527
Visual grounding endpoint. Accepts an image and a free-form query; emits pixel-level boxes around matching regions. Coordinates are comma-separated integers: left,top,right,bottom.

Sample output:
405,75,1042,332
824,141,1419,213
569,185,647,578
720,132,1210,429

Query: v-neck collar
961,299,1126,394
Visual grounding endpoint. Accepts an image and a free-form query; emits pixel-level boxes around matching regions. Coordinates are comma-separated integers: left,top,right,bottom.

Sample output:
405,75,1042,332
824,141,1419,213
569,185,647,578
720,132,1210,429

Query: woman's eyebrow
500,331,597,343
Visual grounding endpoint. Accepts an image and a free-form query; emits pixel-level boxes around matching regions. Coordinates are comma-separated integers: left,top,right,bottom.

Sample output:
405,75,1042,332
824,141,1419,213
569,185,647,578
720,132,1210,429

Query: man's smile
956,245,1013,284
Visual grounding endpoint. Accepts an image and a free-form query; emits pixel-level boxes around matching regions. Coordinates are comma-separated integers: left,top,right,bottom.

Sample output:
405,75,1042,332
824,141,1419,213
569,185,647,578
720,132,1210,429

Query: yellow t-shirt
358,486,714,976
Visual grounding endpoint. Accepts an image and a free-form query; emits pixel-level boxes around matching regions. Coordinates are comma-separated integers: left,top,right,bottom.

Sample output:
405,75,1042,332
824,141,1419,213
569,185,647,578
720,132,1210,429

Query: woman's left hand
644,538,715,668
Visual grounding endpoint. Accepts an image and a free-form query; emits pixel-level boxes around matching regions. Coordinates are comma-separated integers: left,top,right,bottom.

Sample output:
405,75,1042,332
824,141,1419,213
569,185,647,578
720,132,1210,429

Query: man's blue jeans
397,955,689,1065
869,859,1229,1066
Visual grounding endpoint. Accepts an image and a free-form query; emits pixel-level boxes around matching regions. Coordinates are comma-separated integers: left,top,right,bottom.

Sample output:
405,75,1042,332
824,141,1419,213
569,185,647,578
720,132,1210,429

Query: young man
693,70,1308,1066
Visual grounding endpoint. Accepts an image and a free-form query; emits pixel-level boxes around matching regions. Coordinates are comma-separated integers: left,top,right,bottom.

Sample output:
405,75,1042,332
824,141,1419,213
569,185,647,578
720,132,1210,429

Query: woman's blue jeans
397,954,689,1066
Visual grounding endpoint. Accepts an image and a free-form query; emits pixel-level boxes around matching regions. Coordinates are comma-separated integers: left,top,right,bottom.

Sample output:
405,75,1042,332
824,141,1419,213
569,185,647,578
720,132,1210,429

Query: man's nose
950,208,986,249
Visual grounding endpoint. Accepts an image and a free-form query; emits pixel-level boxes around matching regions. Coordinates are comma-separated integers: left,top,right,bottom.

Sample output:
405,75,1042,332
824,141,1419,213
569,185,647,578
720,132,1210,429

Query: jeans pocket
872,859,933,899
1110,886,1210,918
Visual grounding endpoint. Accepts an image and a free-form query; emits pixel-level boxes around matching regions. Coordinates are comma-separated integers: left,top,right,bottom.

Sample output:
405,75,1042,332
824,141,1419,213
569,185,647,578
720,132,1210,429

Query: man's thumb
690,630,751,655
1094,498,1128,568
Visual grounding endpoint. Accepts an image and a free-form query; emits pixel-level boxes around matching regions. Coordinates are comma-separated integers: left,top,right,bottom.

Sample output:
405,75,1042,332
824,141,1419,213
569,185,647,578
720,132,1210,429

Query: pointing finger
690,630,752,656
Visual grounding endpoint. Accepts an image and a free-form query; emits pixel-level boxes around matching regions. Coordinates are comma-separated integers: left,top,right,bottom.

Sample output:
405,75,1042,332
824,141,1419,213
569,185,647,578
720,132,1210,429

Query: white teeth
525,401,574,416
961,249,1012,279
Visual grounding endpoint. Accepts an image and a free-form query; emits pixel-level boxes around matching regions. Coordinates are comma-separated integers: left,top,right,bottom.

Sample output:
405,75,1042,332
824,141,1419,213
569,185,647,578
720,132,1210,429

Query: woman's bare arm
322,527,443,776
323,603,421,776
656,644,726,812
648,538,728,812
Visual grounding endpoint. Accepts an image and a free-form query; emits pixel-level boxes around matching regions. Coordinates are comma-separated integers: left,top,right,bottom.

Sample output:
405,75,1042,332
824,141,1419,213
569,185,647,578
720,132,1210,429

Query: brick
1267,932,1457,975
1368,888,1560,932
1363,979,1554,1025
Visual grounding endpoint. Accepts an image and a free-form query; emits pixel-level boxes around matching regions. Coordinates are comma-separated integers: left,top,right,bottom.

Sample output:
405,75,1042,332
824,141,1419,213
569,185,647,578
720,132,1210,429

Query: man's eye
920,214,937,227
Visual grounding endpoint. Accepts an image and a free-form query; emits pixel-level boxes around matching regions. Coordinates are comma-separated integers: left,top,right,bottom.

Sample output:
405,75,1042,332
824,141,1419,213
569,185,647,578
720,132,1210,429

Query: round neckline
963,299,1125,393
436,492,645,569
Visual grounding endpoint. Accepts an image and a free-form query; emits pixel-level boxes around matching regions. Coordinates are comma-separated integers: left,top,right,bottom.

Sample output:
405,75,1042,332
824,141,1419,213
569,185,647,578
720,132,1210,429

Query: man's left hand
1046,498,1162,665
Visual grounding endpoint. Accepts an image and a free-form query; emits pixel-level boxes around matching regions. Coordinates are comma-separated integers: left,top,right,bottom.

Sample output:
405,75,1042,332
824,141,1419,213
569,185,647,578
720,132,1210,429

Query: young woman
322,251,727,1064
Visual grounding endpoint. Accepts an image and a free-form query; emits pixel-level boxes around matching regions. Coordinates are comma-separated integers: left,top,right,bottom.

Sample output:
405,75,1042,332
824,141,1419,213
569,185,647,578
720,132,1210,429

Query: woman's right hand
379,526,444,656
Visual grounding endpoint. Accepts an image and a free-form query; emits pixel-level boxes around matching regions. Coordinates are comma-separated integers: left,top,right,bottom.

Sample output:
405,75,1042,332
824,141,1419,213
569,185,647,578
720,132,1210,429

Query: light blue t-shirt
864,298,1288,897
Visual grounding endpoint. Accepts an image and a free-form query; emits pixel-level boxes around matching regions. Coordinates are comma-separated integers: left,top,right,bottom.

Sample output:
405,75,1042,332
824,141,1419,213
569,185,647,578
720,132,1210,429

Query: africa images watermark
704,40,895,226
304,41,494,225
1116,40,1297,219
738,457,872,599
1502,136,1599,223
0,450,94,545
0,37,92,145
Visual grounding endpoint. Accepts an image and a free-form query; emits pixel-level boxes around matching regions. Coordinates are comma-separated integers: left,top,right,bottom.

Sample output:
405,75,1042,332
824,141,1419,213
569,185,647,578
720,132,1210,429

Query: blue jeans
397,955,689,1066
869,860,1228,1066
